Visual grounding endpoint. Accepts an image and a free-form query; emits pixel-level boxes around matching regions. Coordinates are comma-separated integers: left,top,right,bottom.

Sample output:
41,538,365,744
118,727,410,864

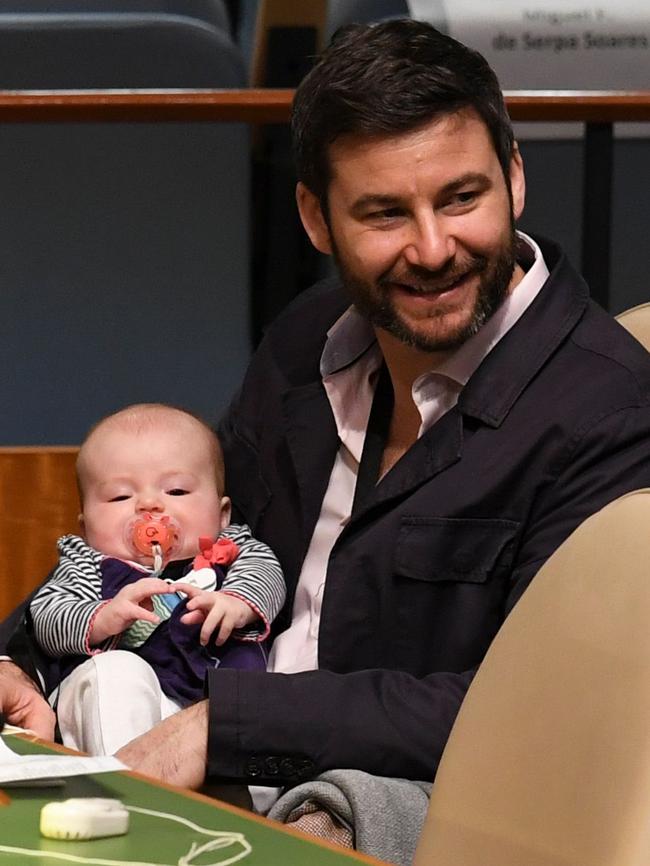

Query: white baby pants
56,650,180,755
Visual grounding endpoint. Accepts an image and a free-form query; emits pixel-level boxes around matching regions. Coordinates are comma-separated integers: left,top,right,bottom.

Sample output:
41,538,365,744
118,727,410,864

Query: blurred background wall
0,0,647,443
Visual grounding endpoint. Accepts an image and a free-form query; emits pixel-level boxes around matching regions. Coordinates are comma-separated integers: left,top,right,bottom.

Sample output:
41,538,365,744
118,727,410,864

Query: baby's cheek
83,522,106,551
83,510,131,560
176,533,202,560
88,529,130,560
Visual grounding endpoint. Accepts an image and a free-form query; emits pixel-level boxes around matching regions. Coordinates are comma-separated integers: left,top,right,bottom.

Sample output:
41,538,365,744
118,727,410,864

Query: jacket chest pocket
390,517,521,673
394,517,520,584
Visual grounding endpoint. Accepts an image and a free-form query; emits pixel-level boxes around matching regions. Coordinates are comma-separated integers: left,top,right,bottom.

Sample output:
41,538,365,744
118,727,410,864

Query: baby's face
80,422,229,565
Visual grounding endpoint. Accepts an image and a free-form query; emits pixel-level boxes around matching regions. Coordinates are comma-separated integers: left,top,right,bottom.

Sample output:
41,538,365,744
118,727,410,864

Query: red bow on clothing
192,536,240,571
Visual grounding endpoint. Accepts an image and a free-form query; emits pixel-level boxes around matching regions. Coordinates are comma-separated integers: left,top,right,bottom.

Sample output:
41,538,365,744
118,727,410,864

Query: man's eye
370,208,403,220
451,191,477,206
167,488,189,496
109,495,130,502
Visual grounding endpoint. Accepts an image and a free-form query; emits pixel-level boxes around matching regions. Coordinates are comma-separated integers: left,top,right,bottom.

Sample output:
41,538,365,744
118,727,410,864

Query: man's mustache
379,255,488,293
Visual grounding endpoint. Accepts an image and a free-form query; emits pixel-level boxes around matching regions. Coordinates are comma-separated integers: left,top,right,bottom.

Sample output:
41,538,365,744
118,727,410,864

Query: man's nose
402,213,455,272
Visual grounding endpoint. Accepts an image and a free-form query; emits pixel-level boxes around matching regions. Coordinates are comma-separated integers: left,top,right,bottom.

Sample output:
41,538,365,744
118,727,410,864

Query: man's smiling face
298,108,526,355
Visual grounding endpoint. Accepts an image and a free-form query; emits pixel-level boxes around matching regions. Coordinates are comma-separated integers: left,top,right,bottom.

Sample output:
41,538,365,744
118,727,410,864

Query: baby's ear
219,496,232,530
78,513,85,535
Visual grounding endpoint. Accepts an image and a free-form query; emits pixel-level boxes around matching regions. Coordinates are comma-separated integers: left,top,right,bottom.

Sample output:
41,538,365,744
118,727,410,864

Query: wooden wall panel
0,448,79,620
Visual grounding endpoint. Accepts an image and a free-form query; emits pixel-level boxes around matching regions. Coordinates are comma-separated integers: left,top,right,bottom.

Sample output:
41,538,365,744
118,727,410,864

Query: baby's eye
108,494,130,502
167,488,189,496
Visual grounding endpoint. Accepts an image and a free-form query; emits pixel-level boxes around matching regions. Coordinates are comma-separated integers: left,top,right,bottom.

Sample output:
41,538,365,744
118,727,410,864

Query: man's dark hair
291,19,514,206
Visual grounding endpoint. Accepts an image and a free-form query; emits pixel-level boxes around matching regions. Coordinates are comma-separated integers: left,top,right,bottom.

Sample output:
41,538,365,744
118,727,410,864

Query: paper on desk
0,732,125,784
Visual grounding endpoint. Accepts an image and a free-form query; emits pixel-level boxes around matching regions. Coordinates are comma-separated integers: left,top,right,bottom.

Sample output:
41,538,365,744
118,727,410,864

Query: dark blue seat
326,0,412,40
0,1,230,33
0,6,252,444
0,3,241,86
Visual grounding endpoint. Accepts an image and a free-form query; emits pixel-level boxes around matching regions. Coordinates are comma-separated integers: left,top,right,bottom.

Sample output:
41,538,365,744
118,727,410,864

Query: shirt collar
320,305,378,380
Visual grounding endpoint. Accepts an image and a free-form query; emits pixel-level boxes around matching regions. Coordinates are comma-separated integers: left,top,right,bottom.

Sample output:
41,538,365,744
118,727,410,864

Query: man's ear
509,143,526,221
219,496,232,531
296,182,333,255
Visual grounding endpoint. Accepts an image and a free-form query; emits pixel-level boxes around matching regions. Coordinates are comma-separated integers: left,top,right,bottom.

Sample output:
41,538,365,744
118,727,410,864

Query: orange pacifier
126,513,182,570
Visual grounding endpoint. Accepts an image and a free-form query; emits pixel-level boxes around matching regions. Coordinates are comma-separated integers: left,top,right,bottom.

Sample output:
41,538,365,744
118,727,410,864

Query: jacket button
279,758,297,776
264,756,280,775
297,758,315,777
246,757,262,777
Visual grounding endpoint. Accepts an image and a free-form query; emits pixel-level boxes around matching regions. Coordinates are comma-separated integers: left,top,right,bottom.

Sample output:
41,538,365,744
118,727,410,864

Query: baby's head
77,403,230,565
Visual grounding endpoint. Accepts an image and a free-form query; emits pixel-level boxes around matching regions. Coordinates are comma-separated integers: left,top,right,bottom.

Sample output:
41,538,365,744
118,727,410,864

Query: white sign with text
407,1,650,137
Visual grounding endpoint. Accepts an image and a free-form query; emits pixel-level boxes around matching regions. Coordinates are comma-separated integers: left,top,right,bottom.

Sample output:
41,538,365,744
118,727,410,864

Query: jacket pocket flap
395,517,519,584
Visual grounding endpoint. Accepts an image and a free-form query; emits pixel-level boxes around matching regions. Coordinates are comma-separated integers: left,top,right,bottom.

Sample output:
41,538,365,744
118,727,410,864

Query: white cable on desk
0,802,252,866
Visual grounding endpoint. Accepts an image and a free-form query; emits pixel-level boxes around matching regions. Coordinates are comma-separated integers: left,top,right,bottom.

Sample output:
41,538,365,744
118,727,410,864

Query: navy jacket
207,237,650,785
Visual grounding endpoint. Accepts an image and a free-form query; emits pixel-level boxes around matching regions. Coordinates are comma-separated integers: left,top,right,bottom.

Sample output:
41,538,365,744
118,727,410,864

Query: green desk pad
0,736,378,866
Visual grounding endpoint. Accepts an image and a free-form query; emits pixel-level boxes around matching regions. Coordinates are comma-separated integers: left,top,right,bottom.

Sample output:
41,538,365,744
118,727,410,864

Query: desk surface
0,737,383,866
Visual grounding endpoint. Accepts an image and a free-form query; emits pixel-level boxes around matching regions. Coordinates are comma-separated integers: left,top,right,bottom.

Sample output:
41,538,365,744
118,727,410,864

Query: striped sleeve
29,535,110,657
220,523,286,641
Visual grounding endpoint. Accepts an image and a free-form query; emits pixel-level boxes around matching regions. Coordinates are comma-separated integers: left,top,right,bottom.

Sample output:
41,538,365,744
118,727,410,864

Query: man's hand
0,660,55,740
176,585,257,646
116,700,208,789
91,577,175,644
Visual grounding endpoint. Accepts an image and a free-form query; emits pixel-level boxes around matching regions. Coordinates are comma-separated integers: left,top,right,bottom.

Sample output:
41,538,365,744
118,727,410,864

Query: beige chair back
0,447,79,620
414,489,650,866
616,302,650,349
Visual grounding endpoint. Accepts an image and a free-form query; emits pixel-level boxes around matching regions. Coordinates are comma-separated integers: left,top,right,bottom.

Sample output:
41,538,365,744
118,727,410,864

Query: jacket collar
458,236,589,428
282,381,339,545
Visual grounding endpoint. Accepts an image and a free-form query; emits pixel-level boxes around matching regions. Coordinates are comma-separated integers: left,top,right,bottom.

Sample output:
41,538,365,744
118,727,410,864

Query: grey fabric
268,769,431,866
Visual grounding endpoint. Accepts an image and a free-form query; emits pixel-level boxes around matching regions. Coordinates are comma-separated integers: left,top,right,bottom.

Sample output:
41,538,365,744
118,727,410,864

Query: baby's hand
90,577,174,645
174,583,257,646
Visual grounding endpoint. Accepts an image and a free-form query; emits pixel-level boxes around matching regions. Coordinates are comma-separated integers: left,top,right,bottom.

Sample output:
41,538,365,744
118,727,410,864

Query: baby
30,403,285,755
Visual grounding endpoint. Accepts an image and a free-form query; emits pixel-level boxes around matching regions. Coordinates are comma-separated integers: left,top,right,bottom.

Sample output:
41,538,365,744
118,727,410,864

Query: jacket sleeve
0,580,59,693
0,598,31,656
206,404,650,786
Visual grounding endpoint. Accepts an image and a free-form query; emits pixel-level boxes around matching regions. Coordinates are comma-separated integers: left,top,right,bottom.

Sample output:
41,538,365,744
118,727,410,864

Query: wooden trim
0,89,295,123
0,89,648,124
0,445,79,454
503,90,650,122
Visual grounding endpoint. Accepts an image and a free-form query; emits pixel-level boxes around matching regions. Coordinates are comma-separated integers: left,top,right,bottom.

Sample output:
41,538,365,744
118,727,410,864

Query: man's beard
333,225,518,354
